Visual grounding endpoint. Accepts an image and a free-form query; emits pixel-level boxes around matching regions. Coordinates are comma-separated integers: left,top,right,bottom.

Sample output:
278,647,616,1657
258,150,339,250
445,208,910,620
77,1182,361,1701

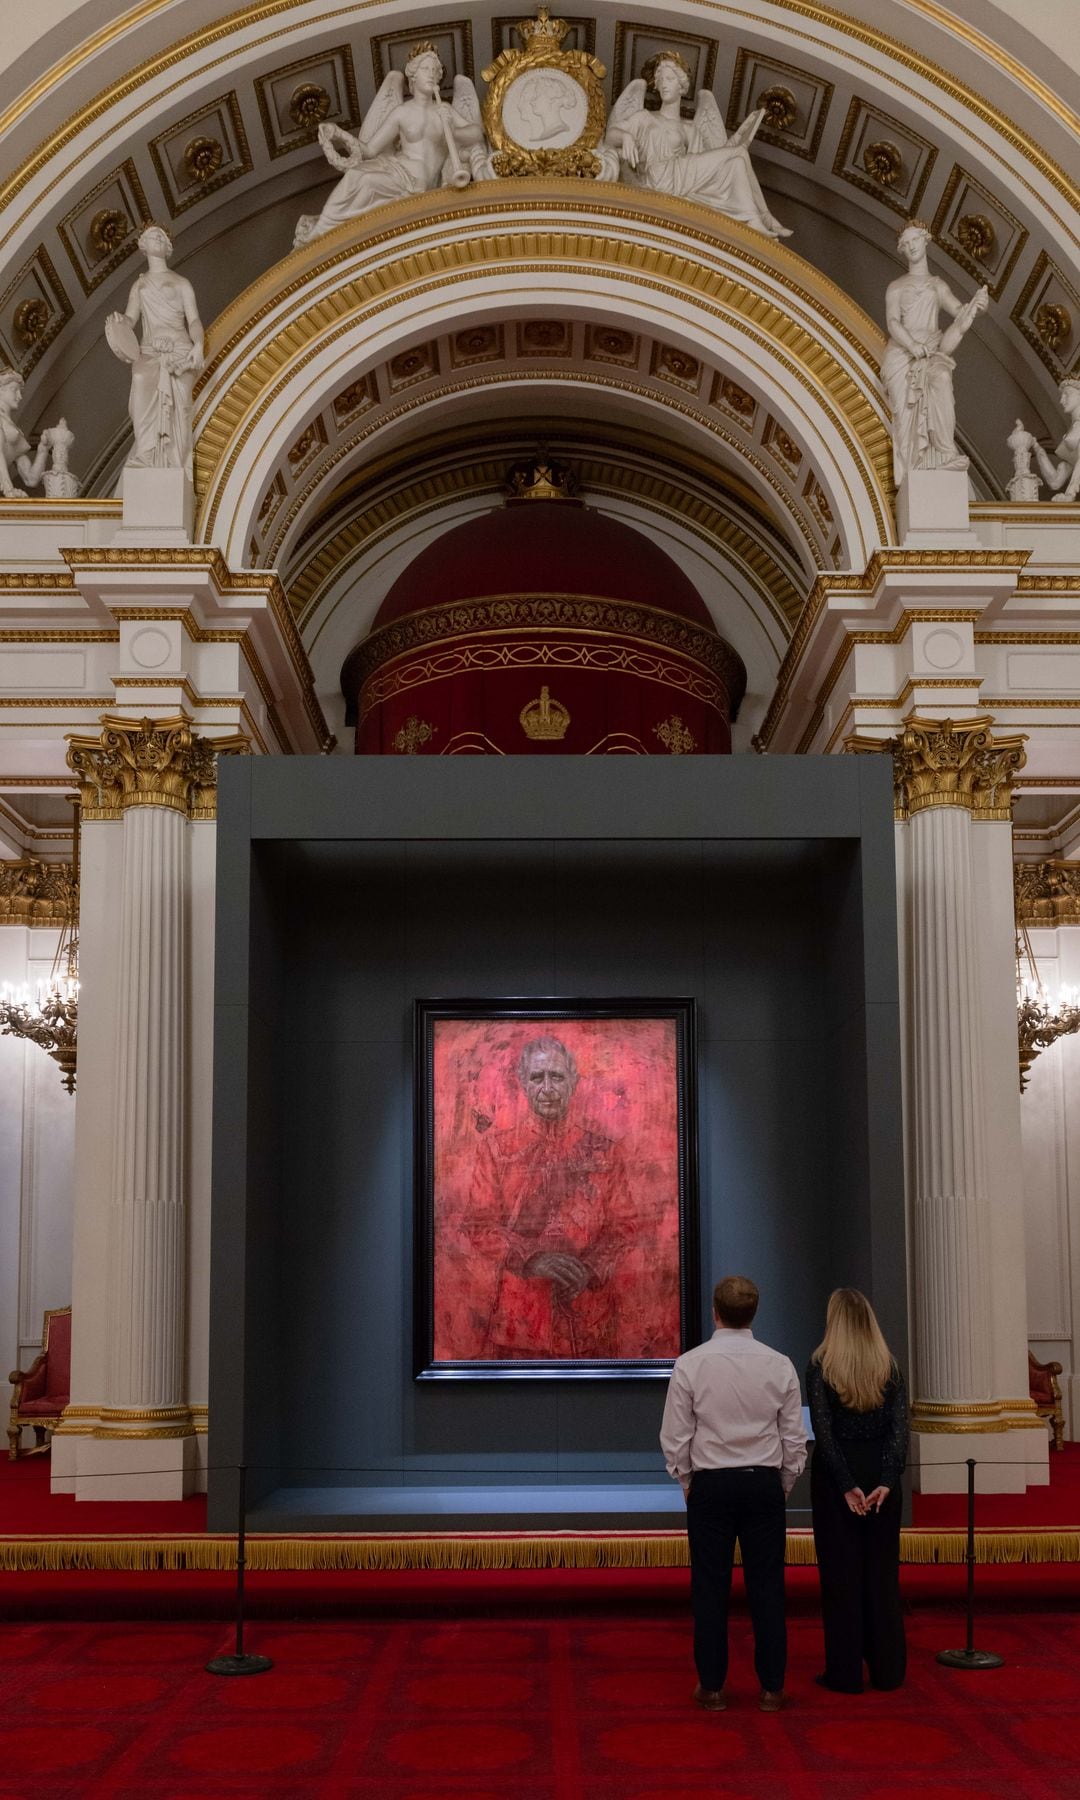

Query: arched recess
193,184,893,571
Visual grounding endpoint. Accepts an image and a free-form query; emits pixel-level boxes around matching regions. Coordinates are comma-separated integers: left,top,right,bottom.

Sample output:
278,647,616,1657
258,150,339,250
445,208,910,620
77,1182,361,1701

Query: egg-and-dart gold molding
2,0,1077,255
193,240,891,550
266,366,828,601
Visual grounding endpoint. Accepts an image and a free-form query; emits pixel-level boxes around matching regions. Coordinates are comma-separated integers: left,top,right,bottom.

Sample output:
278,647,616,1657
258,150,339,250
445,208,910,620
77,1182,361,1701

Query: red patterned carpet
1,1575,1079,1798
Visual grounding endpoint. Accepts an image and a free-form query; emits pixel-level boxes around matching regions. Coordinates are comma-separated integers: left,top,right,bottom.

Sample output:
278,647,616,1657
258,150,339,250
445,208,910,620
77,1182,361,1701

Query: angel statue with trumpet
604,51,792,240
293,43,485,248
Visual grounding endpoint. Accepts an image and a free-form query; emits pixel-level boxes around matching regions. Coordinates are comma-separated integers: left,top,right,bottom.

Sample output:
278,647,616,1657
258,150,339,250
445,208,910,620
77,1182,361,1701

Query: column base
911,1423,1050,1493
51,1417,199,1500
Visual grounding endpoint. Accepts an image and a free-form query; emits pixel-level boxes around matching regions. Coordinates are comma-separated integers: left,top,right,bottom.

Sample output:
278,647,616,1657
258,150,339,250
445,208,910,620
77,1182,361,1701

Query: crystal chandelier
0,801,79,1093
1016,922,1080,1093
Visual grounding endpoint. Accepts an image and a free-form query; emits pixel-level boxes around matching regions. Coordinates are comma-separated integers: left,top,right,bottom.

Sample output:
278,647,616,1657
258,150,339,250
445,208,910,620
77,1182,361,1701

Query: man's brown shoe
693,1684,727,1711
759,1690,784,1712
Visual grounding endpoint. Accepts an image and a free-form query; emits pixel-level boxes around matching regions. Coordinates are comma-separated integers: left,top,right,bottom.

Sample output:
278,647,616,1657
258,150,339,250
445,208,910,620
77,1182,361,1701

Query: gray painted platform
246,1482,814,1533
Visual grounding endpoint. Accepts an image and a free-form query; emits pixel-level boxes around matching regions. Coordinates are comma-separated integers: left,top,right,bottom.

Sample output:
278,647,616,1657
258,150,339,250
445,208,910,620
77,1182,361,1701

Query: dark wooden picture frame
414,998,699,1378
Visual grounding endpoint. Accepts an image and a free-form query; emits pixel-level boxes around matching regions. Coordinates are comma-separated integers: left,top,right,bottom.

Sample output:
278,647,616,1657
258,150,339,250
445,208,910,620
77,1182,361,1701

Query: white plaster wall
0,927,75,1426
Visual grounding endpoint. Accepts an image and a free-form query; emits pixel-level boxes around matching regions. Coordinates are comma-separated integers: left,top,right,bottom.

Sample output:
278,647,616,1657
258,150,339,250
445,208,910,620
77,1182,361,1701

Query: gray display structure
210,755,905,1533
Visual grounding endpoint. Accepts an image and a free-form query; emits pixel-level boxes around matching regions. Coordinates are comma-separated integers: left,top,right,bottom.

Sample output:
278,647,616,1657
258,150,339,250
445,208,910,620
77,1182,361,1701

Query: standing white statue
0,370,32,497
605,52,791,239
293,45,484,248
0,372,80,497
1030,380,1080,504
106,224,204,478
882,220,988,484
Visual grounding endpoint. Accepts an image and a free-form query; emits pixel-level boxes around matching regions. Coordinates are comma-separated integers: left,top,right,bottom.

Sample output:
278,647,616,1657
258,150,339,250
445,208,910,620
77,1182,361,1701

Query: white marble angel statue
604,51,792,239
105,224,204,479
293,44,485,248
1030,379,1080,504
882,220,988,484
0,370,31,498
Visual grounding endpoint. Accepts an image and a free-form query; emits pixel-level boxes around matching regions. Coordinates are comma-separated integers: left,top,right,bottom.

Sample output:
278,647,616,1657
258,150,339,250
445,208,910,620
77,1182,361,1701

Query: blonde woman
806,1289,908,1693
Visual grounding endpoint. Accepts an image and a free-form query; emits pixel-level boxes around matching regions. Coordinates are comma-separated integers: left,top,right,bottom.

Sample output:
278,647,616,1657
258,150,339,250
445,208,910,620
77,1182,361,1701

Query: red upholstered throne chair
8,1305,71,1459
1029,1349,1065,1452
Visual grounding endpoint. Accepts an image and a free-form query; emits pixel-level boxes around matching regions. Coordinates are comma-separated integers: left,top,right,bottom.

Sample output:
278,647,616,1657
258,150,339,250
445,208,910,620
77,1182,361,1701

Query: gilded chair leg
7,1423,20,1460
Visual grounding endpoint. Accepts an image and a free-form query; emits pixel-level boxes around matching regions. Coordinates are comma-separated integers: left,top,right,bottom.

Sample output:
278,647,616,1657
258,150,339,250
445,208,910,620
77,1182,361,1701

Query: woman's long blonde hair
812,1288,895,1412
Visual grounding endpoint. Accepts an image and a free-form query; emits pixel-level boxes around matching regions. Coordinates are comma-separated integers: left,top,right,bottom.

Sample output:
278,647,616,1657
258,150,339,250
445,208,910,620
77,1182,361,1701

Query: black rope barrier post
936,1458,1004,1671
206,1464,273,1676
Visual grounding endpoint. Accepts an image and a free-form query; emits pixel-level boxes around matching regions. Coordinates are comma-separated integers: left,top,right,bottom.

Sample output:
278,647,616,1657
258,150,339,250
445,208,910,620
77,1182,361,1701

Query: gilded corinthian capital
66,716,248,820
845,716,1026,821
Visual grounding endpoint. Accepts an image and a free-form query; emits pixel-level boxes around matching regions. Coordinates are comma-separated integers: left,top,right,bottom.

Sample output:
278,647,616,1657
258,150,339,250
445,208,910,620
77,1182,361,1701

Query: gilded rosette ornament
482,8,609,177
66,716,248,819
846,717,1026,821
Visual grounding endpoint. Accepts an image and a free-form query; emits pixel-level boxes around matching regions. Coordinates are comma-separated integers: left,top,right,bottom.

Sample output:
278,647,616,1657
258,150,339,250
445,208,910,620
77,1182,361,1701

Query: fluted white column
887,717,1047,1491
909,801,992,1401
60,716,219,1496
105,802,187,1411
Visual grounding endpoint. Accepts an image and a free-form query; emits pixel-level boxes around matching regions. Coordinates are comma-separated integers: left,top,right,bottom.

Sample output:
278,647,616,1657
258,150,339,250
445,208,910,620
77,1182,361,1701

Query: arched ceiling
2,2,1076,479
0,0,1076,742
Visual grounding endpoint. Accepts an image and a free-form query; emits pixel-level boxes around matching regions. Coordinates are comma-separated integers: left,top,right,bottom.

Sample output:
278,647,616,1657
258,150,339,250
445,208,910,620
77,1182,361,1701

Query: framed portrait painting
414,999,698,1378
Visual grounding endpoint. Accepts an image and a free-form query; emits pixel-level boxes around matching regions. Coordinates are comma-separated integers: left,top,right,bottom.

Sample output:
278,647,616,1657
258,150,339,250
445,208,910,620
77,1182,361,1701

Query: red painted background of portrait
431,1015,682,1364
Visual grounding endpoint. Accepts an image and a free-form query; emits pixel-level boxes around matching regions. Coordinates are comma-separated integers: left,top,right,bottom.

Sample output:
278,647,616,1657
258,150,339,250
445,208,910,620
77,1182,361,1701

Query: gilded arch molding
192,189,893,564
3,0,1077,235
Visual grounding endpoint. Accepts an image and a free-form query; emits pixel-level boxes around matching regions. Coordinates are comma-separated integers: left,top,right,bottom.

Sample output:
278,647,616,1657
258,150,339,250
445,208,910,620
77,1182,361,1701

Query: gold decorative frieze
611,22,716,117
931,165,1028,300
149,92,252,217
255,46,359,160
726,49,832,161
1015,860,1080,927
373,20,474,98
0,859,74,925
0,247,72,377
845,716,1026,821
1012,252,1080,380
833,97,936,219
65,716,248,819
57,160,151,295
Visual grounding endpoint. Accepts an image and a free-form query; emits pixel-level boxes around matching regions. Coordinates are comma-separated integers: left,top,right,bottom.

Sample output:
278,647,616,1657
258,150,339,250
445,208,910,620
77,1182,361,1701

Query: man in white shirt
660,1274,807,1712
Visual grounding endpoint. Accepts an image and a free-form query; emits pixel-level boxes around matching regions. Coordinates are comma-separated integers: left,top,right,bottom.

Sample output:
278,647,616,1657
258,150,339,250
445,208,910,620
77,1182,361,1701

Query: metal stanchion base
206,1653,274,1676
936,1648,1005,1670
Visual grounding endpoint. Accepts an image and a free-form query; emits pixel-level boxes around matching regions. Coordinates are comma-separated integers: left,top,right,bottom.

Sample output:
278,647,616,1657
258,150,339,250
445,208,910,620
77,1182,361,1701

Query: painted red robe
460,1113,638,1359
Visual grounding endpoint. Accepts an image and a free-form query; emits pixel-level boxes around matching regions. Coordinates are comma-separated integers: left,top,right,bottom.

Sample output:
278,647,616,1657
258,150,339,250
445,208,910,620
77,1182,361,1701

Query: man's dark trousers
686,1467,787,1692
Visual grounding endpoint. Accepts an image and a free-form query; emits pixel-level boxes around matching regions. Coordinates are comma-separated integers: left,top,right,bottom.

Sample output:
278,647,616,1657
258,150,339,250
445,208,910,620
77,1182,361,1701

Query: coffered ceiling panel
56,160,151,296
255,46,360,159
149,92,253,218
932,166,1028,301
832,96,936,219
726,49,832,162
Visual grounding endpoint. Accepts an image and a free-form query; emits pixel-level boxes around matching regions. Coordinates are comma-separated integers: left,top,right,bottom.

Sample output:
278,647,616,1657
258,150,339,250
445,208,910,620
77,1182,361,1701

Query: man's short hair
517,1036,578,1088
713,1275,759,1328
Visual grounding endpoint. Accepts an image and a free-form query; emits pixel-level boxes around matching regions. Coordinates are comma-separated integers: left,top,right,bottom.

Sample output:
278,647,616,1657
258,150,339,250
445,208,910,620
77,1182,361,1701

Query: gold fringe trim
0,1528,1079,1572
